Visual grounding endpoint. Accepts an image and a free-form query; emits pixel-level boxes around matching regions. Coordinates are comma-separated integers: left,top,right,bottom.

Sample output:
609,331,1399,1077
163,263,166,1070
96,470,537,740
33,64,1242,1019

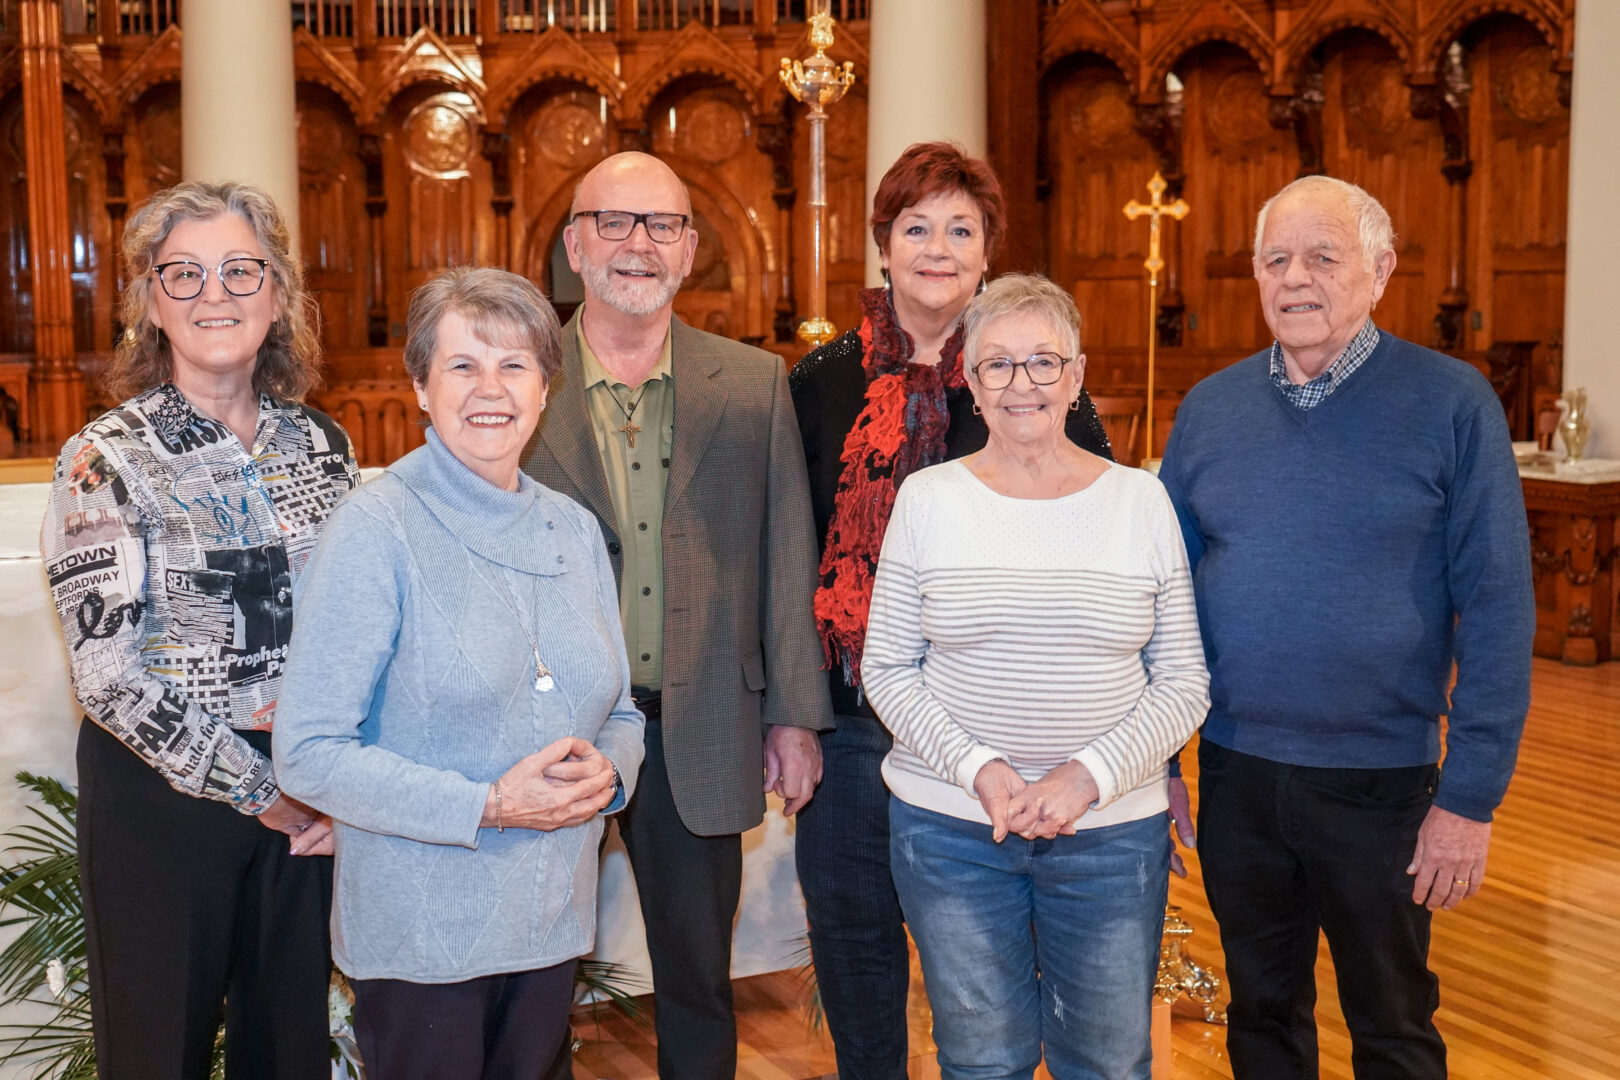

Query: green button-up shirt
578,322,674,690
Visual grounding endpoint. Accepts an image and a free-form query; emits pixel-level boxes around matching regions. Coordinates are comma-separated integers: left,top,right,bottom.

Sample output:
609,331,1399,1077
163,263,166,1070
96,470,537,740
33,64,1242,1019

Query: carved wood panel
1175,45,1294,355
384,87,485,330
512,82,612,310
1317,31,1444,349
0,90,30,354
1471,18,1568,349
1040,56,1160,371
63,91,110,354
297,85,367,350
127,82,182,210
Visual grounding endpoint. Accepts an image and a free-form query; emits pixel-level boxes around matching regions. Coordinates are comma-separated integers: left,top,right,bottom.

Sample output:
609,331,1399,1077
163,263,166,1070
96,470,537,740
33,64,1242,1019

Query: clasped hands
974,759,1099,842
481,736,619,832
259,794,334,856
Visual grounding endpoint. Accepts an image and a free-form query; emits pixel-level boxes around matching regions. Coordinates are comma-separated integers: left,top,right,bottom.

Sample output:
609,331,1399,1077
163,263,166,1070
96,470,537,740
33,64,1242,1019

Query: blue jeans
889,798,1169,1080
794,713,909,1080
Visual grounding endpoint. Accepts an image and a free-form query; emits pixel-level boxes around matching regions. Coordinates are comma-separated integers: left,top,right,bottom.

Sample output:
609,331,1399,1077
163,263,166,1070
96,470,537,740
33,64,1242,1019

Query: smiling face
967,310,1084,452
565,153,697,319
1254,188,1395,380
414,308,548,491
147,213,281,388
882,188,990,328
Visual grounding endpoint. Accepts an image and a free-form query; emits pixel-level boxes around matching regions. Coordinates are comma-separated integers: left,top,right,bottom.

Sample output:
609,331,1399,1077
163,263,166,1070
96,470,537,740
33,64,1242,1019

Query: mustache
606,255,670,278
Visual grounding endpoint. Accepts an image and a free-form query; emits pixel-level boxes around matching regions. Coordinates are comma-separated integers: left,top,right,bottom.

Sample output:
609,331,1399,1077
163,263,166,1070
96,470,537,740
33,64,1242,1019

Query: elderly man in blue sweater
1158,175,1533,1080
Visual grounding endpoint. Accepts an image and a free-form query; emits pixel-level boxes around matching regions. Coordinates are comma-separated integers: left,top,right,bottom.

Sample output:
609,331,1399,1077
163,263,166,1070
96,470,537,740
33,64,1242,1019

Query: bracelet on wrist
494,778,504,833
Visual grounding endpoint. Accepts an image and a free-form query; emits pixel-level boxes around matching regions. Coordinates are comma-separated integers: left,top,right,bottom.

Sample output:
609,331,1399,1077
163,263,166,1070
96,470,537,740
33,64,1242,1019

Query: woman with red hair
789,142,1114,1078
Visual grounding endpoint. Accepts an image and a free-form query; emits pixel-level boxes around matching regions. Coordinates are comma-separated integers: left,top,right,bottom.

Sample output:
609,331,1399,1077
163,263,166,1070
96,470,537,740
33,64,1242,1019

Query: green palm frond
573,959,649,1027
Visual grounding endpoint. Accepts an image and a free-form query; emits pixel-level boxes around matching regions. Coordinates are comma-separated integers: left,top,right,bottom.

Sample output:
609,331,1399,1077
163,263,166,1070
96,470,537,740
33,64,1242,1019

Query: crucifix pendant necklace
612,384,650,449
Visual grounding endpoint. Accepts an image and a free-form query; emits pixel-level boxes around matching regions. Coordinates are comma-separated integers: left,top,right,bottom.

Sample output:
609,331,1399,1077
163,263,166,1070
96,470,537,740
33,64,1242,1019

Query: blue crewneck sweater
1158,333,1533,822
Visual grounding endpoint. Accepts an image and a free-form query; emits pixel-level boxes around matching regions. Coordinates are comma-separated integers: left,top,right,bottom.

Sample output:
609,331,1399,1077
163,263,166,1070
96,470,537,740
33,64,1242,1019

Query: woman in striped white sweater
862,274,1210,1080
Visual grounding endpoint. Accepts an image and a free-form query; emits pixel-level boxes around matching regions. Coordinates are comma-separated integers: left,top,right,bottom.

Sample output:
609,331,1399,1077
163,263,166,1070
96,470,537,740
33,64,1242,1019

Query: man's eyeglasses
972,353,1075,390
573,210,691,245
151,258,270,301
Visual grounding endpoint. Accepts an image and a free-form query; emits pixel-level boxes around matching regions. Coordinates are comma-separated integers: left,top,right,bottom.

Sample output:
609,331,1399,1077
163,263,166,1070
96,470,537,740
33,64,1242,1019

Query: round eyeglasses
972,352,1074,390
151,258,270,301
573,210,690,245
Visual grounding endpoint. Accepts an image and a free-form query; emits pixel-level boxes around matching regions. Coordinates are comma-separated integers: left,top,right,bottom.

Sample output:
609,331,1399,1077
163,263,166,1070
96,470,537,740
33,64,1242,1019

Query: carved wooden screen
1040,55,1159,368
1175,45,1294,357
385,88,485,325
1315,31,1444,348
513,82,612,324
297,86,368,349
1472,17,1568,349
63,91,109,355
0,90,30,354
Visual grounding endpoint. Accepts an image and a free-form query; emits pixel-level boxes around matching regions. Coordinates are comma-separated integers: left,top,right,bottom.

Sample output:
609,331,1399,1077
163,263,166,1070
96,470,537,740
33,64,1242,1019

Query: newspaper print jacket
44,383,359,814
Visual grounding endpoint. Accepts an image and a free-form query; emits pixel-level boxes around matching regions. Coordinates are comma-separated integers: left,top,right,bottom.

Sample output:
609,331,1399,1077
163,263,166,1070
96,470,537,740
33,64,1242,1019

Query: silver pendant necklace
468,559,555,692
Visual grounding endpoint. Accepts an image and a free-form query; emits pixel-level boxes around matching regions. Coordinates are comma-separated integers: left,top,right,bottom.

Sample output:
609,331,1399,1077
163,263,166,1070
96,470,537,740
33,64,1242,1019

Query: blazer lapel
536,311,617,530
665,316,726,513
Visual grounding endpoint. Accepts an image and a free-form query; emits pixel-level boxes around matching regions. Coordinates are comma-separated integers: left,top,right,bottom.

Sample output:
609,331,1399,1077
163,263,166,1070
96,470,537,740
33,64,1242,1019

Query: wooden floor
569,658,1620,1079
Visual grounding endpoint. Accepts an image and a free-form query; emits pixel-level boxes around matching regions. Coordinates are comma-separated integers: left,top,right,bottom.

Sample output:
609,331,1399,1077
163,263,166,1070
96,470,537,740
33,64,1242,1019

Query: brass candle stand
780,10,856,348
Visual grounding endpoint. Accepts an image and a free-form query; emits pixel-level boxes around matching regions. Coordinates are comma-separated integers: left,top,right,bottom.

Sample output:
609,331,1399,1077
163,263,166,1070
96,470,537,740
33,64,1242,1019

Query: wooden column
358,130,390,346
1411,48,1472,352
985,0,1038,273
481,130,513,269
21,0,85,446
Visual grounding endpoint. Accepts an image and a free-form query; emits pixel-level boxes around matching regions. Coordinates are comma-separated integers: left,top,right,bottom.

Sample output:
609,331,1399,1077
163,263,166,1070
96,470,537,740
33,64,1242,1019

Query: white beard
579,249,683,317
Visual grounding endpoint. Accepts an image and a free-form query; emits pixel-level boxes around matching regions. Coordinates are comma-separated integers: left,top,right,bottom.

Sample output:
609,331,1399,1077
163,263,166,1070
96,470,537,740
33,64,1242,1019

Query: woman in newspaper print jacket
43,182,357,1080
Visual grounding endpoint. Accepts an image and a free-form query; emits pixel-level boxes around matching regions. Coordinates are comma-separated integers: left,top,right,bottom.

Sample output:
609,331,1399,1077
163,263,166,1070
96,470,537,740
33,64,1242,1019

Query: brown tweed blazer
523,311,834,837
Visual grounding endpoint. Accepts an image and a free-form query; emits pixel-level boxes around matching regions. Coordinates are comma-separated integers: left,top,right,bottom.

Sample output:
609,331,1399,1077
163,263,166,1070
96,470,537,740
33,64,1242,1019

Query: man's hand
973,760,1027,843
1406,805,1491,911
1005,760,1099,840
1168,775,1195,878
764,726,823,815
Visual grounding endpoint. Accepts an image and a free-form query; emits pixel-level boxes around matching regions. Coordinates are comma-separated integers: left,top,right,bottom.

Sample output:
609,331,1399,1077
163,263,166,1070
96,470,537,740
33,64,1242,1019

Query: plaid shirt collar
1268,318,1381,410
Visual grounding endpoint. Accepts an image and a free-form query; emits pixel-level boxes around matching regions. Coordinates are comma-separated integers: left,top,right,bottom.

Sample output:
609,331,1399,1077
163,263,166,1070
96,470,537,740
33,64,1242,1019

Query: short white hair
962,273,1082,363
1253,175,1395,272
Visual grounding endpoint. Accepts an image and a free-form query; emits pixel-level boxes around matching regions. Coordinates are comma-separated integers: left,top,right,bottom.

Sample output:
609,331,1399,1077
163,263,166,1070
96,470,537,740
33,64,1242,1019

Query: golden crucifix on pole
1123,172,1189,468
781,9,856,348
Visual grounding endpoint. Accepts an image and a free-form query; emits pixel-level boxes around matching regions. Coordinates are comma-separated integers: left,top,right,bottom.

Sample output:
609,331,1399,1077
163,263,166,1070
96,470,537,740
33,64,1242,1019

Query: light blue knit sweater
274,428,645,983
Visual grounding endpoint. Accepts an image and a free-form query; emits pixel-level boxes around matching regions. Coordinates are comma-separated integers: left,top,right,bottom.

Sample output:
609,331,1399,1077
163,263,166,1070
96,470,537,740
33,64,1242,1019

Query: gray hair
109,181,319,401
403,267,563,385
1253,175,1396,271
962,273,1082,364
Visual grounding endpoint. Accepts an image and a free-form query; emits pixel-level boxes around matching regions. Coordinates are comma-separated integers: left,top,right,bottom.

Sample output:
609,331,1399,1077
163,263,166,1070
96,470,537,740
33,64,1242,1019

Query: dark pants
794,712,910,1080
618,717,744,1080
352,961,576,1080
1197,740,1447,1080
76,719,333,1080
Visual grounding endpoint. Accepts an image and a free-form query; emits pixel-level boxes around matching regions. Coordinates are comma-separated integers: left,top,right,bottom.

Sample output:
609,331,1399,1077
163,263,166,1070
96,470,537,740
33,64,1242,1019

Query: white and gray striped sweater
862,459,1210,830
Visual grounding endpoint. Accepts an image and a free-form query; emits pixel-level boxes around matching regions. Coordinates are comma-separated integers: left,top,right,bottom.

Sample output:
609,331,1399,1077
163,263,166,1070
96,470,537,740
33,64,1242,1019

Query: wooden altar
1521,464,1620,665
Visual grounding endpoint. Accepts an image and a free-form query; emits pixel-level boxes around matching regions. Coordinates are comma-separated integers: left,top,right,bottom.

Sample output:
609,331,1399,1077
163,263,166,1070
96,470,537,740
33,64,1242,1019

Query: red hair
870,142,1006,263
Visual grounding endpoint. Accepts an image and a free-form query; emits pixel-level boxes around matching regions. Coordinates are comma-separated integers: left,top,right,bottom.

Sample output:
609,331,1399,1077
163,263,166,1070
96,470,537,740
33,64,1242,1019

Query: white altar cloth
0,478,809,1071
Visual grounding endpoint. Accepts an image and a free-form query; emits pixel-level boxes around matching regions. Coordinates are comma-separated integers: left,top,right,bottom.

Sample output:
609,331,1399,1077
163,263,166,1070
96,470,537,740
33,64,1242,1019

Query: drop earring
971,402,982,416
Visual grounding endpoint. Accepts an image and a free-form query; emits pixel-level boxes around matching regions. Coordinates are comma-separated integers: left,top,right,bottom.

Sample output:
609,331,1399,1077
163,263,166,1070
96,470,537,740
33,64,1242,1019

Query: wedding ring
1453,878,1468,886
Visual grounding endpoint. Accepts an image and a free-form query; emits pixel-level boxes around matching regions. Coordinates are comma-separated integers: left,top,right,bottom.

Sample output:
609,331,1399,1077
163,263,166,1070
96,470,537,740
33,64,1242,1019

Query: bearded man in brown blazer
523,151,833,1080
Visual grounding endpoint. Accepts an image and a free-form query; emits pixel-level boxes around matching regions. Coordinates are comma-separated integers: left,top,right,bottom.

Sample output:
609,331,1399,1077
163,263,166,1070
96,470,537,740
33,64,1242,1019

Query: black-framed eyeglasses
972,352,1074,390
151,258,270,301
573,210,690,245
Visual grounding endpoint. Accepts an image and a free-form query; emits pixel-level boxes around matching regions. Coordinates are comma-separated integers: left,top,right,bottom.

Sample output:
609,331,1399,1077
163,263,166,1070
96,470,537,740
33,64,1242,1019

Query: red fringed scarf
813,287,966,690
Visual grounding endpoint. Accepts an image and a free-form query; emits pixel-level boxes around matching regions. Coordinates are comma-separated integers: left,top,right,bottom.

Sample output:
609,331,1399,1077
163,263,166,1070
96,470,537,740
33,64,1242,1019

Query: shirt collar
1269,317,1380,388
577,321,673,390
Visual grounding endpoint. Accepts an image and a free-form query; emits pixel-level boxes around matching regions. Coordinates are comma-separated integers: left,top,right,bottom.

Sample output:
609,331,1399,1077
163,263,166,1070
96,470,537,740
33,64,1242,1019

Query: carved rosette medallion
679,99,747,164
1069,77,1135,152
403,97,473,178
1498,47,1563,127
1207,70,1272,147
297,104,347,176
141,98,183,184
532,98,607,169
1343,56,1406,140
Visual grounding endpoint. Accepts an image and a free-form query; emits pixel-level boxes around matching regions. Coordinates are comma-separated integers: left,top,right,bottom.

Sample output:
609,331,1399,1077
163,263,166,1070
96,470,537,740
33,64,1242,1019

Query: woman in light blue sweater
274,267,643,1079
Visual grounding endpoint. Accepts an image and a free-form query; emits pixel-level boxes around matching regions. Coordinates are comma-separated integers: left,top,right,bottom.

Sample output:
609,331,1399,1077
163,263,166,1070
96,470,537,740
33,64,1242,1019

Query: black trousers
618,718,744,1080
1197,740,1447,1080
76,719,333,1080
352,961,576,1080
794,713,910,1080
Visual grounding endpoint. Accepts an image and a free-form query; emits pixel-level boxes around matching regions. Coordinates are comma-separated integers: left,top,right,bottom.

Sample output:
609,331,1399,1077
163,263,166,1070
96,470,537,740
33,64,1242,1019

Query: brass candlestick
1123,172,1190,467
780,10,856,348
